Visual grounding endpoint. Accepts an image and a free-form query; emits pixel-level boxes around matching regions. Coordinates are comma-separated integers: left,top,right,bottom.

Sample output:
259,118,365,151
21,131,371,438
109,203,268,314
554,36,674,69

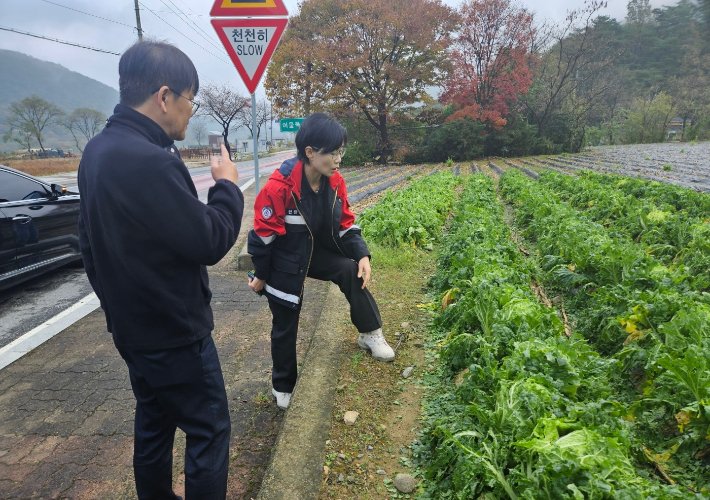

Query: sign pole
251,93,260,194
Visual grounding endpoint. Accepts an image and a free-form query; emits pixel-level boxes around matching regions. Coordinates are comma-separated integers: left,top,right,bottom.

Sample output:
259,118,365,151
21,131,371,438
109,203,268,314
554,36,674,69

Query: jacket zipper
331,182,347,256
293,192,314,302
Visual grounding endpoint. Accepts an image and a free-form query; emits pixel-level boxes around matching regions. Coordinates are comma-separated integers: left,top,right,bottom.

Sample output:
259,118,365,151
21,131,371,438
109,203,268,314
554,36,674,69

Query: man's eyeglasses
152,87,200,115
311,147,346,158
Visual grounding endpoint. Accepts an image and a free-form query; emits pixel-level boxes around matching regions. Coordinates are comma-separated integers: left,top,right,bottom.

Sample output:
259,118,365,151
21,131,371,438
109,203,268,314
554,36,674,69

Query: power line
158,0,223,52
138,1,232,66
0,25,120,55
167,0,223,49
37,0,135,29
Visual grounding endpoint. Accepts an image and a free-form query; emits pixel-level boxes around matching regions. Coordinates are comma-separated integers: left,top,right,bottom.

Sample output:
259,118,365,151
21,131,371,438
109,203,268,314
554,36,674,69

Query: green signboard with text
279,118,305,132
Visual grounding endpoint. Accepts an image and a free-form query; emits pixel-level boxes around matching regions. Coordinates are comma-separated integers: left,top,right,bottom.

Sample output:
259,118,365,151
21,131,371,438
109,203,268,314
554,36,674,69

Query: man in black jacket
78,41,243,500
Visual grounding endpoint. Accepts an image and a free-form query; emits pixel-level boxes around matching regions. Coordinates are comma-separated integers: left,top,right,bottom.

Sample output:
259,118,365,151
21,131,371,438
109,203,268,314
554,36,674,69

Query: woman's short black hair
119,40,199,107
295,113,348,162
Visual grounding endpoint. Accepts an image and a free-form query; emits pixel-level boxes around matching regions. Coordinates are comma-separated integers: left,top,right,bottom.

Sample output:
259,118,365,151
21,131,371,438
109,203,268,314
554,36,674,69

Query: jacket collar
106,103,175,150
279,158,342,200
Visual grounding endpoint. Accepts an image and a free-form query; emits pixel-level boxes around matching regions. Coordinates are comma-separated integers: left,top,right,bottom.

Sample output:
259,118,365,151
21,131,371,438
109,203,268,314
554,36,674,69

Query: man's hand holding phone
211,144,239,185
248,271,265,293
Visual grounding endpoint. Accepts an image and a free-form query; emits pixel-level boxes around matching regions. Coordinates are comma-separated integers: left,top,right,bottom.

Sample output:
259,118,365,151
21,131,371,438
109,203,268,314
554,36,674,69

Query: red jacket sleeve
338,181,357,231
248,184,286,280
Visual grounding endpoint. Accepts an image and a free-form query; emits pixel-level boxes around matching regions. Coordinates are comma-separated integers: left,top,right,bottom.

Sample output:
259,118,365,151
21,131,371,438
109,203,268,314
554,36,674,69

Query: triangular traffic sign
210,0,288,17
212,18,288,95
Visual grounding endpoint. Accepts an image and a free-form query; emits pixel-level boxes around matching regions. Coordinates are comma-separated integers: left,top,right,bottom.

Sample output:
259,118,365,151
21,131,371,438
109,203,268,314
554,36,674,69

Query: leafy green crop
414,174,708,499
357,171,461,249
500,170,710,490
535,170,710,290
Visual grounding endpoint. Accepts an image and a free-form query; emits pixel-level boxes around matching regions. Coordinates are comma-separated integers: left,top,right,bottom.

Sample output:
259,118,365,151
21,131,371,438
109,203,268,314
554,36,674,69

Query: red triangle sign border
210,0,288,17
211,18,288,95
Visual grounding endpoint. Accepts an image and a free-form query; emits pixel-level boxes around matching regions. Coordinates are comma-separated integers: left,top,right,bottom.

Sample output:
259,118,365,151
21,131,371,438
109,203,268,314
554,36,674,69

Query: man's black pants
118,336,230,500
268,245,382,393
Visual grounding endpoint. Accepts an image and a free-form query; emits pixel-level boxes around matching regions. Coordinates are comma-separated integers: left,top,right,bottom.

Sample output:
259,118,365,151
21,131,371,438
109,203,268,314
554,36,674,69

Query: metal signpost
211,1,289,194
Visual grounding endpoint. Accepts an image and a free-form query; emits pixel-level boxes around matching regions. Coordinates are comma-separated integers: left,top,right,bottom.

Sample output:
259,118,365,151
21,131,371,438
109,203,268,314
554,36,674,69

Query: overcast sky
0,0,669,98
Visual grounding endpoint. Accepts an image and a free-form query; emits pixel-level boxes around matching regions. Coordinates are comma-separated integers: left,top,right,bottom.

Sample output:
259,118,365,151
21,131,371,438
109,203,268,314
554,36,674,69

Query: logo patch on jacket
262,206,274,220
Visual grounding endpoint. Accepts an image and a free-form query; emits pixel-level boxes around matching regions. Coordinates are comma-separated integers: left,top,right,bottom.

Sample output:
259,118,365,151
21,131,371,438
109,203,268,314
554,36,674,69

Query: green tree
523,2,620,152
2,122,35,155
670,47,710,140
622,91,675,143
625,0,654,25
5,95,64,154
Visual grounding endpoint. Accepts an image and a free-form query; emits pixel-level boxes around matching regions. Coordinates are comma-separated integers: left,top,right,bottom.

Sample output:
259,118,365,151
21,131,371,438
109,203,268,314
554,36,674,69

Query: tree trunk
378,114,389,165
68,128,83,153
222,130,231,154
36,134,46,154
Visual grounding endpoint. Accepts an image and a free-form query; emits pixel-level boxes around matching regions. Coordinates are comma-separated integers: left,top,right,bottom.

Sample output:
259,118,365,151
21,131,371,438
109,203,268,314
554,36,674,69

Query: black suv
0,165,81,291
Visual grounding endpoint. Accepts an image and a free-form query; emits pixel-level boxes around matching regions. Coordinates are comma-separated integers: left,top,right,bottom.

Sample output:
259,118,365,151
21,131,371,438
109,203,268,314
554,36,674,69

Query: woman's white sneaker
357,329,395,362
272,388,292,409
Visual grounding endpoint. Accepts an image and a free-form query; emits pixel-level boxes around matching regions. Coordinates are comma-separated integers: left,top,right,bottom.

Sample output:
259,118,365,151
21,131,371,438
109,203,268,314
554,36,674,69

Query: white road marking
0,292,100,371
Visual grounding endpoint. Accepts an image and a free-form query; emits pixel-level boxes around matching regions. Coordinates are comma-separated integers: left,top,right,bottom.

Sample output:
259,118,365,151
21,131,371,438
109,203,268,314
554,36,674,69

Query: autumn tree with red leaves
441,0,535,129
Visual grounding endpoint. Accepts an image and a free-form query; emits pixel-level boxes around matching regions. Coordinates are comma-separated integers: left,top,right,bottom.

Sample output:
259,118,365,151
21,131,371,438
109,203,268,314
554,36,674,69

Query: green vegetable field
357,169,710,499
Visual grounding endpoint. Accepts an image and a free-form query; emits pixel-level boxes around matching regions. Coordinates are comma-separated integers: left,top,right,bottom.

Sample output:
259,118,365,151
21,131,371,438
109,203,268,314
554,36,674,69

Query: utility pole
134,0,143,41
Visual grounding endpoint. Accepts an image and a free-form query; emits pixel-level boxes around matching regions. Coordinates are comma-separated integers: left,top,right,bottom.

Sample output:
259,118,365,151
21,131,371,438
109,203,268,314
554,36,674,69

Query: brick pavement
0,181,331,499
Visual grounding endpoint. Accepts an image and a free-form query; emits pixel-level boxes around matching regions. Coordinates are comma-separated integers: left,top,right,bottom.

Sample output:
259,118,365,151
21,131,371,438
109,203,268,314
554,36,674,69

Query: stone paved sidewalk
0,272,329,500
0,182,330,499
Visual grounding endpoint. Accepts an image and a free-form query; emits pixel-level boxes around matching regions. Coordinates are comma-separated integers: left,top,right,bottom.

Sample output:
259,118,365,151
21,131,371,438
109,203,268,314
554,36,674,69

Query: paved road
0,151,295,351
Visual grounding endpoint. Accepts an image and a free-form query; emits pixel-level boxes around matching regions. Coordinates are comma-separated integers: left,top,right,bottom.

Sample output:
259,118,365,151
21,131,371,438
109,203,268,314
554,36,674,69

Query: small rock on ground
338,473,344,483
376,469,387,475
394,473,418,493
343,410,359,425
402,366,414,379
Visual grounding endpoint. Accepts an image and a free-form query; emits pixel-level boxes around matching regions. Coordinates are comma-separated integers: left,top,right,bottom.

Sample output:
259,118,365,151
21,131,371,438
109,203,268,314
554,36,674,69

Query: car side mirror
50,184,67,198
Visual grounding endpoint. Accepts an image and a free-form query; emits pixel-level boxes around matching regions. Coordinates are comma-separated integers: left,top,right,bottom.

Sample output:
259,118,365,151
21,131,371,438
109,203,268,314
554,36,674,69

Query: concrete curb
257,283,349,500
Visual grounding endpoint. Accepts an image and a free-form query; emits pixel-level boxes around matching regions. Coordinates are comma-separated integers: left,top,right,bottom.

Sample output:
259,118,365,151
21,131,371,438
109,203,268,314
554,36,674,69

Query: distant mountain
0,49,118,152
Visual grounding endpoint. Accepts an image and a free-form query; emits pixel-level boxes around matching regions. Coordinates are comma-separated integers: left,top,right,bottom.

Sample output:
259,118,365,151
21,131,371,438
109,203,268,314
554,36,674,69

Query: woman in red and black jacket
248,113,394,409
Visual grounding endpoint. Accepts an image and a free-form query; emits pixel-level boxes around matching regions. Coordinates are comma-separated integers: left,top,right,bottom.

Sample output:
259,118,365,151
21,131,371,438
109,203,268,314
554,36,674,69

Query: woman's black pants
268,245,382,393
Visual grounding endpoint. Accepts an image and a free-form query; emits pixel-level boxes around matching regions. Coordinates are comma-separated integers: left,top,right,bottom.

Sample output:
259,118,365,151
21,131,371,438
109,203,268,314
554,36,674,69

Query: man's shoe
358,329,395,362
272,388,292,409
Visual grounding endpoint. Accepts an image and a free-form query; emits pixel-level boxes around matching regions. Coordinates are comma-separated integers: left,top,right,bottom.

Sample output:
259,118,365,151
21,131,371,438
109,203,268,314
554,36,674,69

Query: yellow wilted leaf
676,410,693,433
624,329,645,345
454,368,470,387
568,264,576,271
644,442,681,466
442,288,459,310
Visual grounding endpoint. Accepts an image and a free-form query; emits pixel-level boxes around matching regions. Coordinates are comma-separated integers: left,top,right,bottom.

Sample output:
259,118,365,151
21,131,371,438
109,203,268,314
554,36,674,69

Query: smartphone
247,271,263,295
